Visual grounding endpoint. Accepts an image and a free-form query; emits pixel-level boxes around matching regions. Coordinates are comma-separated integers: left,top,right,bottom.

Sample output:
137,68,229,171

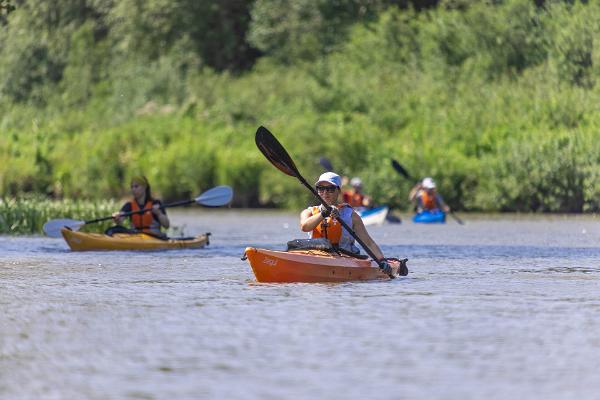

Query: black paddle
43,185,234,237
256,126,405,277
319,157,334,171
391,159,464,225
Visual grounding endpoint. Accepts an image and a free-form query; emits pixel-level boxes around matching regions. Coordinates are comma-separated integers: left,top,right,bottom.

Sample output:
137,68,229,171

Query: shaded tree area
0,0,497,105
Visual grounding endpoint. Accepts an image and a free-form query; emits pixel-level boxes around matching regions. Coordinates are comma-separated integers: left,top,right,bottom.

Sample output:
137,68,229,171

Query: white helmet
350,177,362,187
422,177,436,189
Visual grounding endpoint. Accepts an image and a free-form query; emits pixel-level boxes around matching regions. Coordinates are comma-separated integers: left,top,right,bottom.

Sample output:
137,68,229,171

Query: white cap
350,177,362,187
422,177,436,189
316,172,341,188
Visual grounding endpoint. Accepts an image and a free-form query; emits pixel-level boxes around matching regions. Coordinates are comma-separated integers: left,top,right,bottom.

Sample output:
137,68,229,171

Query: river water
1,210,600,400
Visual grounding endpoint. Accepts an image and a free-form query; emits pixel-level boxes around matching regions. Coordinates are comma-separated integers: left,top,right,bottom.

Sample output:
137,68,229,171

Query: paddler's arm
436,193,450,213
300,208,325,232
152,202,170,228
408,183,421,202
351,212,385,260
112,203,130,224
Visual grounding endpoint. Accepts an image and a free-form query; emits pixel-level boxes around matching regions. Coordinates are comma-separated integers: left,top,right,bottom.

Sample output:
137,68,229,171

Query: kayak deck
413,210,446,224
61,228,210,251
243,247,406,283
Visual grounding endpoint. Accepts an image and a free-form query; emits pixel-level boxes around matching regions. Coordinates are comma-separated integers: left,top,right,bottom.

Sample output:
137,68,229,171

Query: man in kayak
409,177,450,213
343,176,373,209
300,172,393,275
109,175,170,237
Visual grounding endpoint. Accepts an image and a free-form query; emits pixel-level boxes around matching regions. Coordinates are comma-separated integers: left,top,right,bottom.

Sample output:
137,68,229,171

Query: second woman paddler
108,175,170,237
300,172,393,275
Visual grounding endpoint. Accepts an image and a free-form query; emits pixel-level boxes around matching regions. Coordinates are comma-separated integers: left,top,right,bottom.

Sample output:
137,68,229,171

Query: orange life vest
130,199,155,232
310,204,351,245
343,191,365,208
420,190,437,210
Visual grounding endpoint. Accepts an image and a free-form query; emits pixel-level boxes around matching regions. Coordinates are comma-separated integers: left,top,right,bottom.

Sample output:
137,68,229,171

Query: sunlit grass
0,196,118,235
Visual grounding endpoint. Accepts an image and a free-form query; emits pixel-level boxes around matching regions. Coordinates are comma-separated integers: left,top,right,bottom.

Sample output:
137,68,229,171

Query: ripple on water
2,212,600,400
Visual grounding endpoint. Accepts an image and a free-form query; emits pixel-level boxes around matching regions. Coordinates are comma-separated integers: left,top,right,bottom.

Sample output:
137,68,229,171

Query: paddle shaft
84,199,195,225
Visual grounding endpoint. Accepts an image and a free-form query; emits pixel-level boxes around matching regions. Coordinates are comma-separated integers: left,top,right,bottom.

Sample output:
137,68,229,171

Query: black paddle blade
319,157,334,171
255,126,300,178
391,159,412,180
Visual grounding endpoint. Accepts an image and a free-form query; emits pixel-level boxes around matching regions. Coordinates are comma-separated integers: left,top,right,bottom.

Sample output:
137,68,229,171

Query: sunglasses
316,185,338,193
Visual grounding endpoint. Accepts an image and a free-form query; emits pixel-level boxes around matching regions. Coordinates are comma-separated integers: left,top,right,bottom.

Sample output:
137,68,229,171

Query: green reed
0,197,118,235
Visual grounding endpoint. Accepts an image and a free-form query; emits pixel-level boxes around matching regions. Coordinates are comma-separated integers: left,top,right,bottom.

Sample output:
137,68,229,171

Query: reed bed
0,197,118,235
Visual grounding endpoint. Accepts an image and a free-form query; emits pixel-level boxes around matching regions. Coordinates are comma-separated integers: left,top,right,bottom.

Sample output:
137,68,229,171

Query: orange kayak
61,228,209,251
243,247,407,283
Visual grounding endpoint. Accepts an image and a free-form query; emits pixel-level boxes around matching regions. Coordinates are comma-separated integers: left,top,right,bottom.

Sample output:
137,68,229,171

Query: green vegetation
0,197,117,234
2,0,600,216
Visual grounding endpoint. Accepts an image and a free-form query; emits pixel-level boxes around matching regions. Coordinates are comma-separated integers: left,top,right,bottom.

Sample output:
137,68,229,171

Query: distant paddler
109,175,170,237
343,176,373,209
408,177,451,223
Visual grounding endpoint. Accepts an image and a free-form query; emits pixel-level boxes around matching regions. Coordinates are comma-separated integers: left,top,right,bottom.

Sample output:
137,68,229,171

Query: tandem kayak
412,209,446,224
60,228,210,251
356,206,389,226
243,247,408,283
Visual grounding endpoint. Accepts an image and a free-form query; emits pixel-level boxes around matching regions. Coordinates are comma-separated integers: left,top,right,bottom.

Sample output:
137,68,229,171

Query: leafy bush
2,0,600,214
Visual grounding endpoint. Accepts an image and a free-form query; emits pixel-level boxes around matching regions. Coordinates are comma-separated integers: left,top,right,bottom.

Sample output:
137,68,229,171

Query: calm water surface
2,210,600,400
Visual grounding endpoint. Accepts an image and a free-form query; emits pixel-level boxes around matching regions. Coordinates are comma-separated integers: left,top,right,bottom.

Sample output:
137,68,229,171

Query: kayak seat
286,238,369,260
105,225,138,236
287,238,334,252
104,225,168,240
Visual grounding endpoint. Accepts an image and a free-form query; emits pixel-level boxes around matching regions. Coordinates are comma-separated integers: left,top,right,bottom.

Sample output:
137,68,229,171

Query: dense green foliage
0,196,117,234
2,0,600,213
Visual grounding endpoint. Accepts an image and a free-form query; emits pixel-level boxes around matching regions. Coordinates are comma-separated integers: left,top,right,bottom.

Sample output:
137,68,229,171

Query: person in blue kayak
409,177,450,213
300,172,393,274
108,175,170,237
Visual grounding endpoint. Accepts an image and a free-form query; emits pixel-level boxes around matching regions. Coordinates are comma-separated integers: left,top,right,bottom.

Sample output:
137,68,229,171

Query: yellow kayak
60,228,209,251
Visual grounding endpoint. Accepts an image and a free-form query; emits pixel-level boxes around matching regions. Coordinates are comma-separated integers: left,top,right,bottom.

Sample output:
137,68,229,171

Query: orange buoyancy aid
309,204,352,245
343,191,365,208
420,190,437,210
130,199,156,232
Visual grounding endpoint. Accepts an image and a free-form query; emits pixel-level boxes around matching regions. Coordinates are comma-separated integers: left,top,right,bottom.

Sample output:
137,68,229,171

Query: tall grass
0,197,118,235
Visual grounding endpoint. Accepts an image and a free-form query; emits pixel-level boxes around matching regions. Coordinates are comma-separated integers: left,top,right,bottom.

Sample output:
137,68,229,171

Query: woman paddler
299,172,393,275
108,175,170,237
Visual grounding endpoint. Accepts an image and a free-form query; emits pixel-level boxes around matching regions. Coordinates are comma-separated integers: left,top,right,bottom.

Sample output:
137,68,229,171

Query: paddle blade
391,159,412,180
195,185,233,207
319,157,334,171
255,126,300,178
450,211,465,225
43,219,85,238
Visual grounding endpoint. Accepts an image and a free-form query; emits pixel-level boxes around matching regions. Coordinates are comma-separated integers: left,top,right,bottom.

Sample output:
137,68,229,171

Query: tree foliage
2,0,600,212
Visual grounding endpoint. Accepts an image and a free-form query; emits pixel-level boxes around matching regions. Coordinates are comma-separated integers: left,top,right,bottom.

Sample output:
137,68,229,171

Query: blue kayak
413,210,446,224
